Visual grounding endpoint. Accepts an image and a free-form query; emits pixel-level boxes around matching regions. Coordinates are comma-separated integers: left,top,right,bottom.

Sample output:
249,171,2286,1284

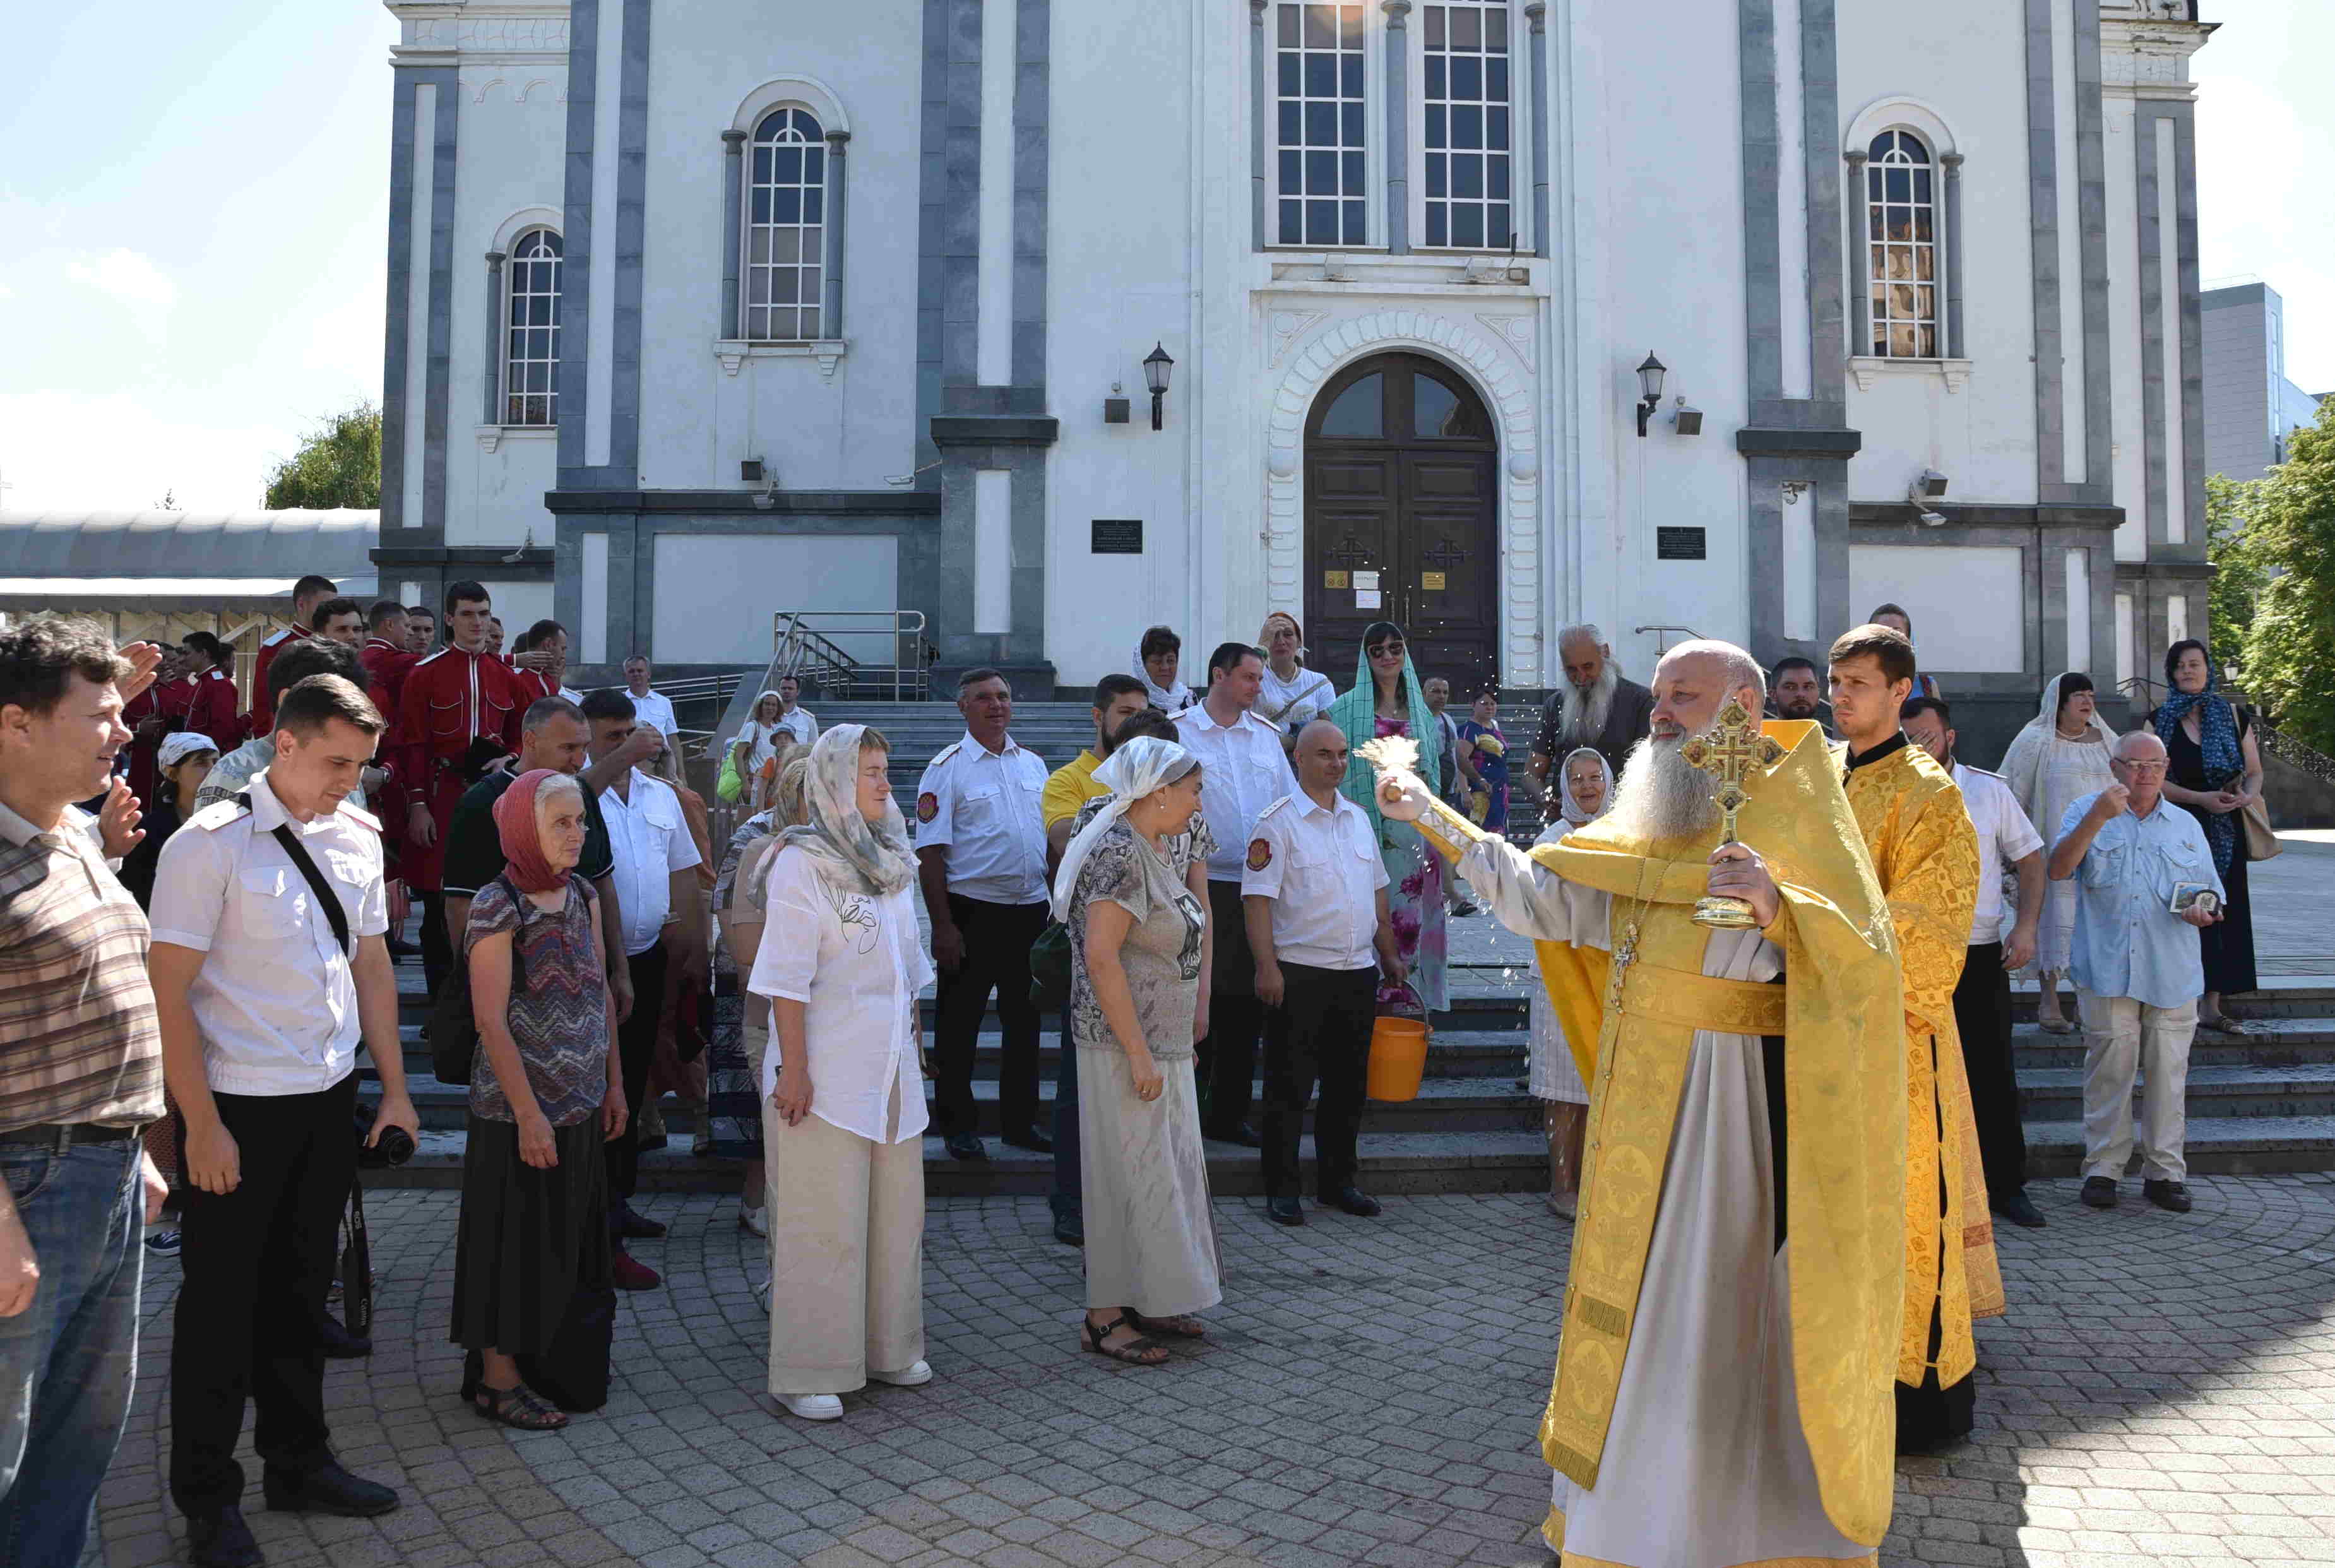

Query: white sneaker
739,1204,769,1237
867,1360,932,1387
776,1392,843,1421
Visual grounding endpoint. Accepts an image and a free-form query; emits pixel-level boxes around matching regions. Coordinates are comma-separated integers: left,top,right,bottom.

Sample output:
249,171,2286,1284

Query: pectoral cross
1605,922,1640,1012
1678,698,1785,929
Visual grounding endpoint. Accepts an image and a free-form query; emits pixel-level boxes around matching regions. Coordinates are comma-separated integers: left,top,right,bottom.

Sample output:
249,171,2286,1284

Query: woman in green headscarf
1324,621,1450,1011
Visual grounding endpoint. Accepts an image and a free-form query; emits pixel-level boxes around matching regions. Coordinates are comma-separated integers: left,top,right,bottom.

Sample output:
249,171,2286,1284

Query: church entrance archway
1303,352,1499,692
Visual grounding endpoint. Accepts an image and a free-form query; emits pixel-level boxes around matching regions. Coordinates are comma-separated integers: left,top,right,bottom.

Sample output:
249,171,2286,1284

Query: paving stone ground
88,1173,2335,1568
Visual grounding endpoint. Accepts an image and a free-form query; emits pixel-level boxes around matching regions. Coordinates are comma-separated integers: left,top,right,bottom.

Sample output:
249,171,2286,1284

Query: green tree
2204,471,2270,679
2237,399,2335,752
263,401,381,509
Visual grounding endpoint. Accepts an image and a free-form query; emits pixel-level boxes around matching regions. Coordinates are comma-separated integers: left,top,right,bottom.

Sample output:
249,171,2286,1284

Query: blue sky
0,1,2327,514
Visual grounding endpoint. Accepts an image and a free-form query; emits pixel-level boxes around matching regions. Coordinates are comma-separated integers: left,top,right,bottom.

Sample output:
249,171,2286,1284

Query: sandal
2038,1018,2077,1035
472,1382,569,1430
1079,1312,1169,1365
1126,1309,1205,1339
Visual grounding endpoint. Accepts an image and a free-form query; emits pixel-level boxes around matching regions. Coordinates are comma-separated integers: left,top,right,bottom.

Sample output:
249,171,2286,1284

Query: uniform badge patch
915,792,939,824
1246,838,1273,872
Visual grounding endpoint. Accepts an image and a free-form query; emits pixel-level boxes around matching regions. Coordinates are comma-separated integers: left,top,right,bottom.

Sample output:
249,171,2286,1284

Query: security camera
1913,468,1949,499
1917,508,1948,528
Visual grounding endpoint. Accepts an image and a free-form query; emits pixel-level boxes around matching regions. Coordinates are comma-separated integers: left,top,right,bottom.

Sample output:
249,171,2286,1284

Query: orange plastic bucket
1367,1014,1430,1102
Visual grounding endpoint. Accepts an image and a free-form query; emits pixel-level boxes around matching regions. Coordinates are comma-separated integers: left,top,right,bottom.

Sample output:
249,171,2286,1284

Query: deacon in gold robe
1376,640,1907,1568
1825,623,1999,1455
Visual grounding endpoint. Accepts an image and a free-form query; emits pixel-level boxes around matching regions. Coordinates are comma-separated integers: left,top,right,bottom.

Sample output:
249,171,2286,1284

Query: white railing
769,610,930,703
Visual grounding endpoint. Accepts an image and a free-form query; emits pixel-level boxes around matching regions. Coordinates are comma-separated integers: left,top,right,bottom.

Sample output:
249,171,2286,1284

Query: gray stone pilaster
1525,2,1550,258
483,250,506,425
2072,0,2112,502
1843,148,1869,360
555,0,600,480
1797,0,1845,409
1009,0,1048,403
1383,0,1410,254
720,129,745,338
382,69,420,530
1737,0,1781,404
1942,151,1965,360
382,65,459,537
556,0,652,490
1250,0,1268,250
824,131,850,338
607,0,651,477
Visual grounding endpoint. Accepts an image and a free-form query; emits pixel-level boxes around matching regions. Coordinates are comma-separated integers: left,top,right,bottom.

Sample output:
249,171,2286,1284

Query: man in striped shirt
0,617,170,1568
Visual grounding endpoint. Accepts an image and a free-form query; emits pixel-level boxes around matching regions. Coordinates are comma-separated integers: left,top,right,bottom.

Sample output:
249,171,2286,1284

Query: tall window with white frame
503,228,561,426
1422,0,1512,250
1866,130,1938,358
1274,2,1368,247
744,107,825,341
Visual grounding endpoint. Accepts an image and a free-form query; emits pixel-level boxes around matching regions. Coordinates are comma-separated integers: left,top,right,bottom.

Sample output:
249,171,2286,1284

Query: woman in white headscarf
1133,626,1194,715
1054,736,1219,1365
1997,672,2116,1033
1527,747,1612,1216
746,726,934,1422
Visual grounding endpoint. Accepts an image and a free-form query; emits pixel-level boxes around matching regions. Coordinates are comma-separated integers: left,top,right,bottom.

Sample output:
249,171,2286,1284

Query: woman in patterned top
451,769,625,1430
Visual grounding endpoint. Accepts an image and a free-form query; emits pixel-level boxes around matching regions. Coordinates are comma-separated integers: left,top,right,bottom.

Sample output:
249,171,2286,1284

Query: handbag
715,745,745,804
427,874,526,1086
1028,918,1073,1012
2242,795,2282,862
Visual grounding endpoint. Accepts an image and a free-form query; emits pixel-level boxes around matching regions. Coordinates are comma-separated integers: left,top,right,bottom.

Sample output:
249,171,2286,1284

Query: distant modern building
2202,281,2326,483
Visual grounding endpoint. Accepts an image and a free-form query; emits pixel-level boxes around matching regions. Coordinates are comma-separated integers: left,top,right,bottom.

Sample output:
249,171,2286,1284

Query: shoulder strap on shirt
233,792,352,957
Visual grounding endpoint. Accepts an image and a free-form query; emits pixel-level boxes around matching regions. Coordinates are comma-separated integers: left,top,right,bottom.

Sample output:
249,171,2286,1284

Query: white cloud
0,390,296,514
64,247,178,310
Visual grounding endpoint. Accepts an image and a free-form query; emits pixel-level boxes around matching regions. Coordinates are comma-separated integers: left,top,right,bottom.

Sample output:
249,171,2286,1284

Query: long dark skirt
452,1114,611,1354
2200,838,2259,997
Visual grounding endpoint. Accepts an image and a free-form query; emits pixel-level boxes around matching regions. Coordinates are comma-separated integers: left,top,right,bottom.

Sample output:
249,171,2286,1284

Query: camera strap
233,793,353,958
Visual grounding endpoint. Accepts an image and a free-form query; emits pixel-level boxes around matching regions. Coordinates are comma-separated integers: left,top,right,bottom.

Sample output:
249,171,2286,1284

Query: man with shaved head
1377,639,1908,1564
1528,624,1657,794
2048,727,2219,1215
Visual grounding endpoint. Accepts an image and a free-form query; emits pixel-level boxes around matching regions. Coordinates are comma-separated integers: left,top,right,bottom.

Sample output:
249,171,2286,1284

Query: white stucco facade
376,0,2218,745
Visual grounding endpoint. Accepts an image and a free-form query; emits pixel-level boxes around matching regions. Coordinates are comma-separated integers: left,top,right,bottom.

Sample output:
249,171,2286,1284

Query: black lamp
1634,352,1667,438
1143,342,1175,431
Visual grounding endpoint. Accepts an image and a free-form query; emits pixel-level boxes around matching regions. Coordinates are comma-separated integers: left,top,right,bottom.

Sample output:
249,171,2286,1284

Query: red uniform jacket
247,622,312,736
121,678,198,804
511,667,561,707
359,637,415,727
391,644,525,891
186,668,242,749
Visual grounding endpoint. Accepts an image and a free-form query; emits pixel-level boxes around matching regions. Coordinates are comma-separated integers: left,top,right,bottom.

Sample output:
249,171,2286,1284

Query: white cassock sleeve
1455,834,1612,951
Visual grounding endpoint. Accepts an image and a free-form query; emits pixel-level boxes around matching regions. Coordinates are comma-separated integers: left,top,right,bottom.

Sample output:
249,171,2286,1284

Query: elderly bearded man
1528,624,1657,792
1379,639,1906,1568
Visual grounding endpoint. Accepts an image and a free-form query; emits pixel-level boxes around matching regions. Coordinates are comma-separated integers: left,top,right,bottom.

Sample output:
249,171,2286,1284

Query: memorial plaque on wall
1091,518,1143,554
1656,526,1707,561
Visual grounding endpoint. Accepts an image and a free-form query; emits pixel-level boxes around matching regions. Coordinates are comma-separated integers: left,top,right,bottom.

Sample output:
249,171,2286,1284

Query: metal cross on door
1325,535,1375,570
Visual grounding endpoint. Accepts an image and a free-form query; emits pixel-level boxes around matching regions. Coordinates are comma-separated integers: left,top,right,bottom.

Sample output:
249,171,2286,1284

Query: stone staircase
364,964,2335,1196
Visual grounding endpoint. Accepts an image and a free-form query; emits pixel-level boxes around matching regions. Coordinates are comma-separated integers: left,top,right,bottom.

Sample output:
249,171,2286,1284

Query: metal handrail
769,610,930,702
1632,624,1702,652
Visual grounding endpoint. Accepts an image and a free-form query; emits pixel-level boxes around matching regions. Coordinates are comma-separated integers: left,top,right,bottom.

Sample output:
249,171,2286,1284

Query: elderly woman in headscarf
2154,638,2266,1032
1999,672,2118,1033
1134,625,1194,714
746,728,934,1422
1324,621,1450,1012
453,769,624,1431
1256,612,1335,741
1526,747,1612,1217
1055,735,1218,1366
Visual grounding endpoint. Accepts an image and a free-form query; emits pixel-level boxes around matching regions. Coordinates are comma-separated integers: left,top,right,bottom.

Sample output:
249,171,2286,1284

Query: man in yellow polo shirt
1042,674,1155,1245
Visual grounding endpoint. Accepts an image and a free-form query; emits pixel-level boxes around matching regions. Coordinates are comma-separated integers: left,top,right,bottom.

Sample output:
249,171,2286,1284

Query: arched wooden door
1302,353,1500,691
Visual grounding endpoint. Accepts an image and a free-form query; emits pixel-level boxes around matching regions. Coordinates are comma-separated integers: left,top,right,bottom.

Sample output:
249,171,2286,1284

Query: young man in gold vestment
1827,624,2000,1455
1378,640,1907,1568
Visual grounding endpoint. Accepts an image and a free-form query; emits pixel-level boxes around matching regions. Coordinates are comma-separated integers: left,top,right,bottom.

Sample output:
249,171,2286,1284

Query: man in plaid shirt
0,617,170,1568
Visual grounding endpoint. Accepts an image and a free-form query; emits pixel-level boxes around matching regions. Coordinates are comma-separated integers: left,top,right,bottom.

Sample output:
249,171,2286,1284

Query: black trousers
419,891,454,1001
932,894,1047,1137
1198,880,1265,1136
1952,941,2027,1201
1262,963,1378,1197
170,1074,357,1514
605,944,668,1220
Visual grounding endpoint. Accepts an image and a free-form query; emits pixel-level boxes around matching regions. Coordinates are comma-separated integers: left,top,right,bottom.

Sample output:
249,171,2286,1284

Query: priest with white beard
1375,639,1908,1567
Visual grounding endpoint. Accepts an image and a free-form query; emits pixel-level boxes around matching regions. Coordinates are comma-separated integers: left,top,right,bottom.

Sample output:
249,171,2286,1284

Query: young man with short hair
0,619,171,1568
149,674,417,1566
1768,655,1825,725
247,575,340,737
358,602,412,721
310,598,365,648
195,639,371,816
403,607,436,655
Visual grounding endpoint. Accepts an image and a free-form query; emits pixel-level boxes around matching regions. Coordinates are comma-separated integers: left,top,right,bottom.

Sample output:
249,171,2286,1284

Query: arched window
502,228,561,425
744,108,825,341
1866,130,1937,359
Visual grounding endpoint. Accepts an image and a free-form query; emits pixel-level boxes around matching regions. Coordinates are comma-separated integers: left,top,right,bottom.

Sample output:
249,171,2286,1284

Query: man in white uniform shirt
1174,642,1300,1146
147,675,417,1565
580,689,704,1290
1243,719,1405,1226
916,669,1052,1161
1904,697,2049,1230
620,655,680,744
773,674,817,745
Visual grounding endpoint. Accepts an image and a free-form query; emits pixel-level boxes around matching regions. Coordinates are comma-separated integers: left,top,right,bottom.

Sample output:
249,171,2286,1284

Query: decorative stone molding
1263,250,1547,297
712,340,850,381
1263,309,1543,684
1474,312,1535,371
1268,311,1327,367
475,424,557,453
460,74,564,104
399,9,569,53
1848,356,1974,393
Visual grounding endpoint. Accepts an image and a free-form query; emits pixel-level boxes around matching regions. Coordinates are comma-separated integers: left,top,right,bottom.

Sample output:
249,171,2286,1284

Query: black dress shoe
2081,1176,2117,1209
1328,1185,1381,1218
1991,1191,2048,1229
261,1461,399,1518
944,1132,988,1161
315,1311,372,1359
186,1505,263,1568
2142,1179,2193,1213
385,936,419,959
1265,1195,1305,1226
1052,1210,1084,1247
1209,1124,1263,1148
617,1204,667,1240
1001,1126,1054,1155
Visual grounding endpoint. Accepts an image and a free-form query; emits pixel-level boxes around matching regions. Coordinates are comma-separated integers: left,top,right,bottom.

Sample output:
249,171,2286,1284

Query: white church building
374,0,2216,740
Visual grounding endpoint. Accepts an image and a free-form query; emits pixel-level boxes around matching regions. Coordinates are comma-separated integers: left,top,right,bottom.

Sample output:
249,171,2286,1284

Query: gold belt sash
1617,964,1786,1037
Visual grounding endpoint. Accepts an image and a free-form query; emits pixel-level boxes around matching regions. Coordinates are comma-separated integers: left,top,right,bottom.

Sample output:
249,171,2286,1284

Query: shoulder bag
427,874,526,1086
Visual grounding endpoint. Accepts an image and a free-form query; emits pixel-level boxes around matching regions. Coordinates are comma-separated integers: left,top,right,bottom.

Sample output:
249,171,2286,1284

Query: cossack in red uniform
359,635,418,875
359,636,415,726
246,622,312,737
392,644,525,891
122,676,199,804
